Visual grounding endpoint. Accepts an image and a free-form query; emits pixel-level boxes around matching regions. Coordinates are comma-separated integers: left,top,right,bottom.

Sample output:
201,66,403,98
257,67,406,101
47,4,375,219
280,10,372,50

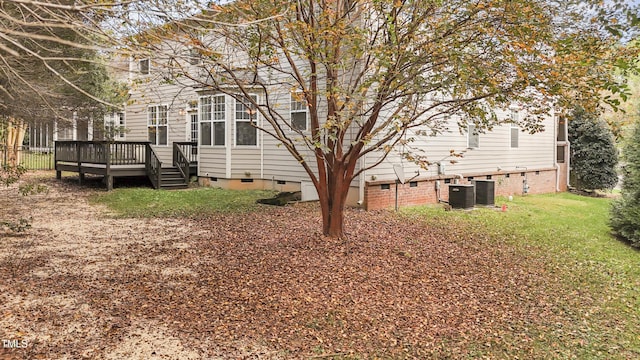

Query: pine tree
568,107,619,191
610,120,640,247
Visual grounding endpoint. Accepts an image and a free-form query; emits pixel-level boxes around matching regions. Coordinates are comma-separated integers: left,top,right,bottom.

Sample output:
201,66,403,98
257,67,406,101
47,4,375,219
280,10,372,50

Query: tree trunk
6,118,26,167
320,189,348,238
318,164,352,238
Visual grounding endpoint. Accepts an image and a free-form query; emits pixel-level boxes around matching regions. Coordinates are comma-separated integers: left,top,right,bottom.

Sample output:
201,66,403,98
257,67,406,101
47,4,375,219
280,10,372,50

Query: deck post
106,175,113,191
105,142,111,190
54,142,61,179
77,141,82,185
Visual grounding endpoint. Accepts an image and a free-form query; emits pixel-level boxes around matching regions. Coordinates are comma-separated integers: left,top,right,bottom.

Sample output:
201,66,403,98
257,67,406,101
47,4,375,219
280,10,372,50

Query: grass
90,187,278,217
403,193,640,359
20,151,54,170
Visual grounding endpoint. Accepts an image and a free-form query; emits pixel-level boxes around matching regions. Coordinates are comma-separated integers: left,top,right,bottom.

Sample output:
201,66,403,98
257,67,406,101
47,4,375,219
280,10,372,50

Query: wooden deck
54,141,197,190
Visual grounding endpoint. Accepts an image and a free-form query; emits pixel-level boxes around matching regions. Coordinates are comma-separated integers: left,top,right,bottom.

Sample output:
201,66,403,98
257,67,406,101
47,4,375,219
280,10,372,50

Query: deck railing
174,142,197,163
145,144,161,189
173,143,190,182
55,141,150,166
54,140,197,190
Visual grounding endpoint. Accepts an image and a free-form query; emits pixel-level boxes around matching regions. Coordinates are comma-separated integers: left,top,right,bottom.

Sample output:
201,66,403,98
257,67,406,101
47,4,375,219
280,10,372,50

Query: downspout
358,153,365,206
260,112,264,179
72,112,78,141
566,141,571,189
225,97,232,179
554,113,560,191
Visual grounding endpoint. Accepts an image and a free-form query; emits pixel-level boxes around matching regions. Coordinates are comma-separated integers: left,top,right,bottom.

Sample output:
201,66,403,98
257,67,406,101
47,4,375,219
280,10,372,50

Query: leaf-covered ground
1,174,576,359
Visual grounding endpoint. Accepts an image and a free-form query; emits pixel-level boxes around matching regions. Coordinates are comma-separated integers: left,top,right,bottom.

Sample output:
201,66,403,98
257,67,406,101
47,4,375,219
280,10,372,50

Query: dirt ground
1,174,218,359
1,172,564,359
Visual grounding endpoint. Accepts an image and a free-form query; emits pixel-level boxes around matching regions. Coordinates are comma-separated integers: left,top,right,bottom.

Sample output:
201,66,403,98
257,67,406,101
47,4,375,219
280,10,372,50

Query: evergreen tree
610,121,640,247
568,107,619,191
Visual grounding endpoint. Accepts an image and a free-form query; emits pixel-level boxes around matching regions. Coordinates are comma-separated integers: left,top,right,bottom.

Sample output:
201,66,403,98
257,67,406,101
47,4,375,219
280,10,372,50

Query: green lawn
19,151,54,170
403,193,640,358
91,187,278,217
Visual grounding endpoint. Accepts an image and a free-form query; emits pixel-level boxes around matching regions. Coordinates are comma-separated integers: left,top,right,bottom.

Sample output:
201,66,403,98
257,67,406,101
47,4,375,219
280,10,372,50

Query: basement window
505,173,510,178
535,171,540,175
277,180,286,185
444,179,451,184
241,178,254,183
486,175,492,180
409,181,418,188
467,176,474,181
520,172,525,177
381,184,391,190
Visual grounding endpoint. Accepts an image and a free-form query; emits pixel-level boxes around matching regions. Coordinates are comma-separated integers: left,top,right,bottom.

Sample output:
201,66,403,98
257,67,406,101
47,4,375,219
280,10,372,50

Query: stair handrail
145,143,162,189
173,142,190,185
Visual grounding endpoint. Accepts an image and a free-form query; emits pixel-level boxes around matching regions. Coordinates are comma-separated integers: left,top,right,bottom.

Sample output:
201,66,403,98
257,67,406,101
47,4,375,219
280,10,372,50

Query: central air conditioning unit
448,184,475,209
473,179,495,206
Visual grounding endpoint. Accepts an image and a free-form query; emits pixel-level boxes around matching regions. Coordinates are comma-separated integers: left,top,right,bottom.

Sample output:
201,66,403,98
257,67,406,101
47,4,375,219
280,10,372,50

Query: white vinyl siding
147,105,168,145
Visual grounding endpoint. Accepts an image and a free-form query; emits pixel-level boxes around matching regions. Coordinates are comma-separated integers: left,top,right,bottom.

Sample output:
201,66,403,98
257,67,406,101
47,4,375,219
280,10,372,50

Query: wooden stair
160,167,188,190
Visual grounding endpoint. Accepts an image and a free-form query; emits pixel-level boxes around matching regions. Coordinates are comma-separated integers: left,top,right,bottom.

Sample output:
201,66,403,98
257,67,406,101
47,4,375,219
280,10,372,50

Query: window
148,105,168,145
200,95,225,146
468,123,479,148
557,116,567,142
105,112,126,140
510,110,519,148
139,59,150,75
190,113,198,143
185,47,201,65
235,94,258,146
290,91,308,131
557,145,566,163
510,126,519,148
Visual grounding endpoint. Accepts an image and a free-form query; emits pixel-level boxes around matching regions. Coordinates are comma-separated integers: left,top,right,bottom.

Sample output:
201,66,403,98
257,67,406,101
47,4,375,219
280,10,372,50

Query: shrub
610,120,640,247
568,107,619,191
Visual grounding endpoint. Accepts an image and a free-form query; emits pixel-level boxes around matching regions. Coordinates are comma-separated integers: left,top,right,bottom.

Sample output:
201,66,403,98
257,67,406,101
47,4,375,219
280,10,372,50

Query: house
56,12,570,210
116,52,570,210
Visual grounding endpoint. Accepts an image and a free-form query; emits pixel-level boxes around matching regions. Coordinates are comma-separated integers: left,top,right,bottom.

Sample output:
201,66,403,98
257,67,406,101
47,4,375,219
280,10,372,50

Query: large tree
123,0,640,238
610,119,640,248
0,0,127,231
568,107,619,191
0,0,127,152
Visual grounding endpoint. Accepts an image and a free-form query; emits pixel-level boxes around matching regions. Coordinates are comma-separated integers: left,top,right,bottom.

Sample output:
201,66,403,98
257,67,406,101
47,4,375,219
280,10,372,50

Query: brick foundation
364,168,561,210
